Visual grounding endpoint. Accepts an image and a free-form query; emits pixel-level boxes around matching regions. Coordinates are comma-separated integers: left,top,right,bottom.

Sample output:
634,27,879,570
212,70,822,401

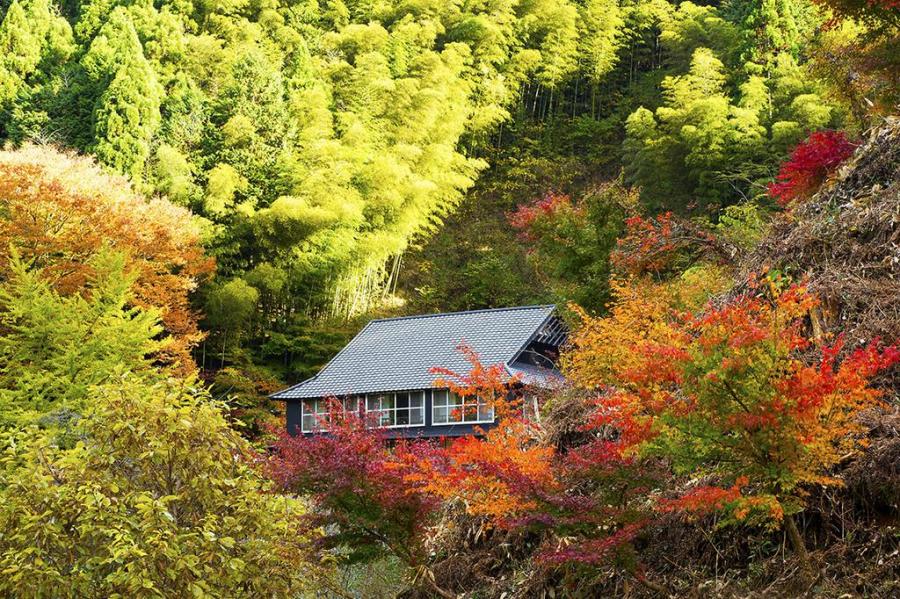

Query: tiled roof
506,361,564,387
272,305,560,400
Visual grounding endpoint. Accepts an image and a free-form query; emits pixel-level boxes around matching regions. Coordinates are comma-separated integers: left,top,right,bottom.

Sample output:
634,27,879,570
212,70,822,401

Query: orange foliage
561,268,729,391
566,274,899,523
408,421,558,521
430,342,521,421
421,345,556,521
0,147,214,373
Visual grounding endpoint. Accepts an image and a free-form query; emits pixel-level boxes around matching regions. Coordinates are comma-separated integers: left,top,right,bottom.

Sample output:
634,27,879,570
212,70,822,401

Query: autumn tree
421,345,664,592
0,373,319,597
507,181,635,309
415,344,556,521
269,409,452,597
767,129,858,205
565,277,899,577
0,147,213,372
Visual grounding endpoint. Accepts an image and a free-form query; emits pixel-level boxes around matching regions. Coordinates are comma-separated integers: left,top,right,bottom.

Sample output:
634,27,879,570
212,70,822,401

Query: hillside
0,0,899,597
406,117,900,598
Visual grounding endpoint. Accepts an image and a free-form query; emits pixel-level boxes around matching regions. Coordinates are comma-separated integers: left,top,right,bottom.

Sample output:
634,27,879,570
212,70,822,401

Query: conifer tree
92,56,162,180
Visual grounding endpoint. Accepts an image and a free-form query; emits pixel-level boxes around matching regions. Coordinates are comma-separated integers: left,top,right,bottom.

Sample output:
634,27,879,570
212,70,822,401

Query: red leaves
767,130,857,206
611,212,679,275
269,281,900,579
659,479,746,515
815,0,900,22
566,275,898,535
507,193,577,241
430,342,521,420
538,521,645,566
269,410,443,565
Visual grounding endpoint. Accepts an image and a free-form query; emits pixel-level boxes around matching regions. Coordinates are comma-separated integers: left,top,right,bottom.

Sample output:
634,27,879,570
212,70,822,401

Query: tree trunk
784,513,814,585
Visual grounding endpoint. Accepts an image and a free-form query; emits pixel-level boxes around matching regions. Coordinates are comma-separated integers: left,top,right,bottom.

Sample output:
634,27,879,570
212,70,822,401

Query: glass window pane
410,392,424,409
396,408,410,426
381,395,395,410
433,406,448,424
433,390,447,407
463,403,478,422
379,409,394,427
396,392,409,410
478,401,494,422
366,395,379,411
409,407,424,425
302,414,315,432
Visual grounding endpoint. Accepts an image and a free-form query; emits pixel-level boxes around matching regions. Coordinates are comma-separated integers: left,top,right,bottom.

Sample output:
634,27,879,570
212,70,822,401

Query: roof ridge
367,304,556,325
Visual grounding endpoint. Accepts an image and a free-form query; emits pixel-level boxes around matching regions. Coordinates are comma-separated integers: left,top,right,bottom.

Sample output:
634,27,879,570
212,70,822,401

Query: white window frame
431,389,495,426
300,398,331,433
302,392,426,432
365,391,425,429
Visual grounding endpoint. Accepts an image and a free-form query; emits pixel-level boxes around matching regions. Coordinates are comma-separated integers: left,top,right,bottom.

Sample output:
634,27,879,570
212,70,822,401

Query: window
395,392,425,426
365,392,425,428
302,392,425,432
343,396,361,415
432,390,494,425
301,398,330,433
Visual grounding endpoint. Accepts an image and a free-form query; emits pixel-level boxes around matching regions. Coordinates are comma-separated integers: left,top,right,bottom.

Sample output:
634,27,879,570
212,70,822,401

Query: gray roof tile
272,305,558,399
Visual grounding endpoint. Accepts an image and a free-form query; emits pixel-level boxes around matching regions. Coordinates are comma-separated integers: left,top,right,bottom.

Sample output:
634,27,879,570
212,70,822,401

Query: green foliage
0,374,314,597
723,0,823,66
0,0,878,443
0,0,73,140
715,202,771,251
510,181,637,310
92,52,162,180
204,278,259,339
0,0,601,321
624,45,838,214
209,363,284,440
0,250,163,428
399,124,592,314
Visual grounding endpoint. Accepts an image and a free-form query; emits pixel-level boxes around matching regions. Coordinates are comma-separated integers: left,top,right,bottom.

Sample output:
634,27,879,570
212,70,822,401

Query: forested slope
405,116,900,598
0,0,899,597
4,0,889,385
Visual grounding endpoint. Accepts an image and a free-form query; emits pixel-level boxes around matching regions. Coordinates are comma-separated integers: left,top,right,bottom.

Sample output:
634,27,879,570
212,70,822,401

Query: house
271,305,566,438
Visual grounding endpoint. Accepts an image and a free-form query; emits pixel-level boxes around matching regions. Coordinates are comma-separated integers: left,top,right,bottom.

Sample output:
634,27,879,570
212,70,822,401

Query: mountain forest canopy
0,0,899,596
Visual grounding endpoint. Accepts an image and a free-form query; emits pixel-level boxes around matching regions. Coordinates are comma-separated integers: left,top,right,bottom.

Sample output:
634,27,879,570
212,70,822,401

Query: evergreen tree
92,54,162,180
0,0,73,140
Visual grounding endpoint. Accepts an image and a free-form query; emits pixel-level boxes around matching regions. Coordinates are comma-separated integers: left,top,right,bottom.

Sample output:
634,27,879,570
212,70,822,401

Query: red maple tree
767,130,857,206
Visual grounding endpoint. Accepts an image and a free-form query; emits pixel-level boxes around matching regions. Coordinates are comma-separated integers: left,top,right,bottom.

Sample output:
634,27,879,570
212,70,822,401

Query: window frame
431,389,495,426
300,398,331,433
365,391,426,429
301,391,440,432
